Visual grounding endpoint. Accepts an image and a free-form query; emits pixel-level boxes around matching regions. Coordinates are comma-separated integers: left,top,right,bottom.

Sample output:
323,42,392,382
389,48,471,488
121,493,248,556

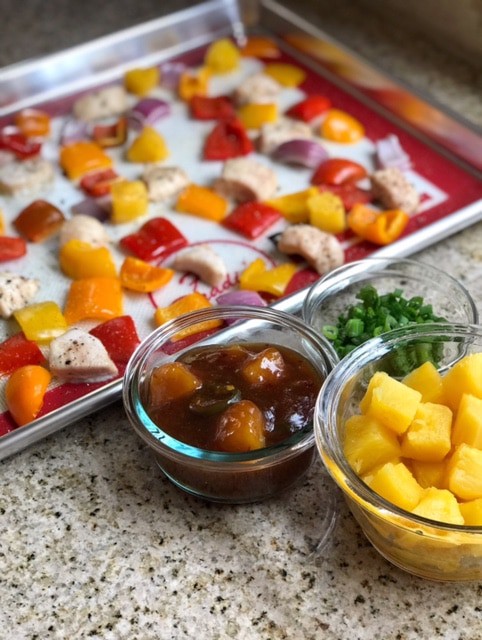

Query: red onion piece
71,197,111,222
216,291,267,307
375,134,412,171
128,98,171,130
160,61,187,90
272,139,329,168
60,118,90,146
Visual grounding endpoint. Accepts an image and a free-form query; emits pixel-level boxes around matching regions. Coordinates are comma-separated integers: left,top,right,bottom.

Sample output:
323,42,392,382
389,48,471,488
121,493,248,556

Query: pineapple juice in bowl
314,323,482,581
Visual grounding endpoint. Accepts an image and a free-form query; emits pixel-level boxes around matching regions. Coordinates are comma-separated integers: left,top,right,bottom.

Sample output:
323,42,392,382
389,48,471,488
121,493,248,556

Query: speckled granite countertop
1,2,482,639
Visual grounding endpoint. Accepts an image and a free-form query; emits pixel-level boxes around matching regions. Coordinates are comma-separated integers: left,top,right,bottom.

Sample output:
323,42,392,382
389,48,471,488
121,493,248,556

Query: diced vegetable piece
317,183,373,211
0,129,41,159
59,141,113,180
190,95,235,121
214,399,266,452
59,239,117,279
14,199,65,242
237,103,278,129
263,63,306,87
364,461,423,511
360,370,421,435
403,361,446,404
13,301,67,344
284,268,319,295
347,204,410,245
5,364,51,426
216,290,267,309
203,119,253,160
307,191,346,234
80,168,120,198
89,315,140,365
459,498,482,526
286,95,331,122
176,184,228,222
71,198,110,222
92,118,127,148
120,256,173,292
205,39,241,73
375,134,412,171
411,459,447,490
241,347,285,385
412,487,464,525
239,258,297,297
149,362,202,405
442,352,482,411
0,333,44,375
126,127,169,163
321,109,365,143
178,67,210,101
400,402,452,462
452,393,482,449
272,139,329,169
128,98,170,129
223,201,282,239
154,292,221,341
111,180,149,223
446,444,482,501
124,66,160,96
64,277,123,324
239,36,281,59
266,187,318,224
311,158,367,186
15,109,51,138
119,217,188,261
343,413,401,475
0,236,27,262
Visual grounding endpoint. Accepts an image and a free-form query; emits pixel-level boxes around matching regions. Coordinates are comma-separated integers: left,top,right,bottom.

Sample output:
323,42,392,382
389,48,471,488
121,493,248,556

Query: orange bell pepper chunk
5,364,51,426
263,63,306,87
60,141,113,180
154,292,221,341
347,204,410,245
176,184,228,222
239,36,281,59
59,240,117,279
64,277,123,324
15,108,51,138
321,109,365,144
237,103,278,129
178,67,210,101
120,256,174,293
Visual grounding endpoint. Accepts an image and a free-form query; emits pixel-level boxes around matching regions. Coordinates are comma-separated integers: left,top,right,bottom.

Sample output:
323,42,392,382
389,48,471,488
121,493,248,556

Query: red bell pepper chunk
190,95,235,121
317,183,373,211
120,216,188,262
286,95,332,122
311,158,368,186
92,118,128,148
0,130,41,159
0,236,27,262
203,119,253,160
90,315,140,365
223,202,282,240
284,268,320,295
80,168,120,198
0,333,44,375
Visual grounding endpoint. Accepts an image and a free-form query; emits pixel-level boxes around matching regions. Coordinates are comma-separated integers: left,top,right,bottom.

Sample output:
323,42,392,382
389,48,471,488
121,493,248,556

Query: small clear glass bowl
123,305,337,504
315,323,482,581
302,257,478,347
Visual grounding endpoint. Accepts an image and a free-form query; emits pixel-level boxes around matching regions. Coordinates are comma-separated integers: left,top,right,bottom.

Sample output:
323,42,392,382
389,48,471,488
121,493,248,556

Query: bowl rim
302,256,479,327
123,304,338,466
315,321,482,534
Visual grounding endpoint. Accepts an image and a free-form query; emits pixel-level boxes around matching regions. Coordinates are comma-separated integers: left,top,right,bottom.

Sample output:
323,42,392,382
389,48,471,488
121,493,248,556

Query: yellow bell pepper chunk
126,126,169,163
263,63,306,87
0,209,5,234
237,103,278,129
59,239,117,279
13,301,68,344
124,66,160,96
239,258,297,297
205,38,241,74
60,141,113,180
154,292,221,341
307,191,346,234
266,187,318,224
176,184,228,222
178,67,210,101
64,277,123,324
111,180,149,224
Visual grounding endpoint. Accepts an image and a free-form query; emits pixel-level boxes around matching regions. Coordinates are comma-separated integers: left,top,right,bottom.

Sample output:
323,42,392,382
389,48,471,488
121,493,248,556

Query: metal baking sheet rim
0,0,481,461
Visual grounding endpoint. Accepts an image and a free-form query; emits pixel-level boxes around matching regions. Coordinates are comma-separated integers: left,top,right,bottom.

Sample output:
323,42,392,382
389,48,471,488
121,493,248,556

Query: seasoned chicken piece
0,157,55,195
258,118,313,155
0,272,40,318
370,167,419,215
48,328,118,383
73,85,129,122
233,72,282,105
141,165,189,202
171,245,227,287
277,224,344,275
59,214,110,248
213,157,278,202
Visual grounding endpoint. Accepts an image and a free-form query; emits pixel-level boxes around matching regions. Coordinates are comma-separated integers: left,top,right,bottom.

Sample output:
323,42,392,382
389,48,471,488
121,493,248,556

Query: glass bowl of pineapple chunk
315,322,482,581
123,305,337,503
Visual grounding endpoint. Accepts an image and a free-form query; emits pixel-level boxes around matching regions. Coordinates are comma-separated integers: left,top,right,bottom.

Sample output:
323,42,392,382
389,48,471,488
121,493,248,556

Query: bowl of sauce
123,305,337,503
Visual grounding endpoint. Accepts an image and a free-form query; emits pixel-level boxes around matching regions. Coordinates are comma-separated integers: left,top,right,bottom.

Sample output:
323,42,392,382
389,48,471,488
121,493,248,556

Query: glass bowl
302,257,478,357
315,323,482,581
123,305,337,504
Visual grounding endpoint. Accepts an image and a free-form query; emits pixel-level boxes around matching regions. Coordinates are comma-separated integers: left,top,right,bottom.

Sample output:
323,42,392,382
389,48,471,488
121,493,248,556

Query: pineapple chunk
403,361,446,404
361,371,421,435
400,402,452,462
343,414,401,475
446,443,482,501
411,459,446,489
365,461,423,511
412,487,464,525
452,393,482,449
443,352,482,411
459,498,482,526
